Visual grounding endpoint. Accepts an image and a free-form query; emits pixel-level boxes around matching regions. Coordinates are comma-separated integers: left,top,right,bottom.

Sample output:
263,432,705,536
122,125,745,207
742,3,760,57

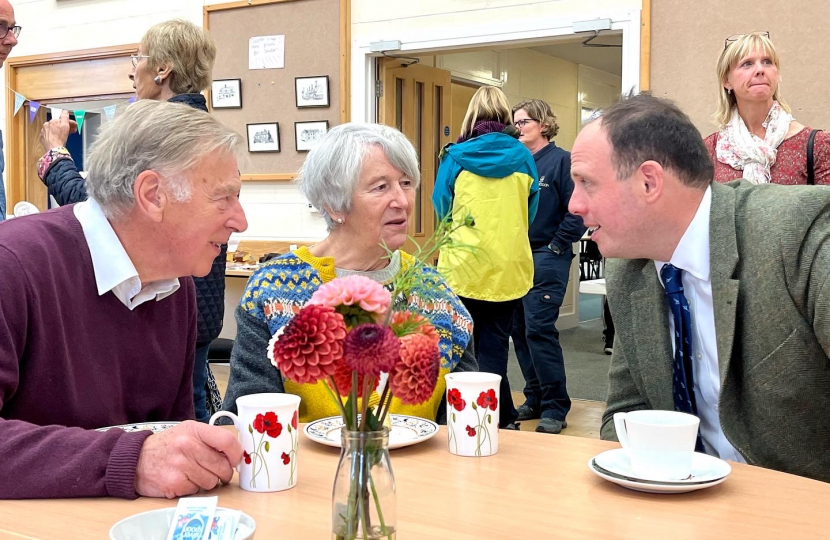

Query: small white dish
304,414,438,450
589,448,732,494
109,507,256,540
12,201,39,217
96,421,181,434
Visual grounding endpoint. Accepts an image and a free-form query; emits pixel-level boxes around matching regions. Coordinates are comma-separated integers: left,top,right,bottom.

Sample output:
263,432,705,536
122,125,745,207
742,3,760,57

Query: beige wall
422,47,623,151
500,49,579,150
578,64,622,123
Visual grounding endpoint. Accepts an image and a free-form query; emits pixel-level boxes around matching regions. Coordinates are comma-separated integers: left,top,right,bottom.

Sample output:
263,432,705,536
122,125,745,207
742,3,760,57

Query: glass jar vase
332,428,396,540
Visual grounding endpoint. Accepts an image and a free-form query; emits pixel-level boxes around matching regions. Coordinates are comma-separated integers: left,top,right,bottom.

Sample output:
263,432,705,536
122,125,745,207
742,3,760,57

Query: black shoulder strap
807,129,820,185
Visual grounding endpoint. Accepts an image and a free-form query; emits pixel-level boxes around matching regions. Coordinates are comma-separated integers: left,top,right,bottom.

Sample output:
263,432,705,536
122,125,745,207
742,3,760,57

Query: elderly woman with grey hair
222,123,475,423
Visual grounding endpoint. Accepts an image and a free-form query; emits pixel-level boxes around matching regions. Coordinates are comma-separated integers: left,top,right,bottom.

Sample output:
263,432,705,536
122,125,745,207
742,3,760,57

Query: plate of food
96,422,181,434
304,414,439,450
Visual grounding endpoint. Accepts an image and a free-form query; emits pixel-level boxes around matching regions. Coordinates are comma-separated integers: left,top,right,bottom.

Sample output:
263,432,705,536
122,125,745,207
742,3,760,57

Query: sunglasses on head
724,31,770,50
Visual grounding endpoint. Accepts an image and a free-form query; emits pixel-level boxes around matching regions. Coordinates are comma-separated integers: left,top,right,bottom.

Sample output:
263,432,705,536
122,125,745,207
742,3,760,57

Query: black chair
208,338,234,363
579,237,604,281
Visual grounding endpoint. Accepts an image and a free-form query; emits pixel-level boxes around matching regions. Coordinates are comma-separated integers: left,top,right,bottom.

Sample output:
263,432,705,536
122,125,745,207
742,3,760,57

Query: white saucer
589,448,731,494
96,421,180,434
304,414,438,450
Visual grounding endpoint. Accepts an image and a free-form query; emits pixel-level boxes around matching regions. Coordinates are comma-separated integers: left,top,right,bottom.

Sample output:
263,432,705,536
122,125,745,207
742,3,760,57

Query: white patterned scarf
715,101,793,184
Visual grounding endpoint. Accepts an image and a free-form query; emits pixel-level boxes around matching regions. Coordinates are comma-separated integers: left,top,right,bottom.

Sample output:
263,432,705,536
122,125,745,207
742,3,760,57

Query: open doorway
374,32,624,329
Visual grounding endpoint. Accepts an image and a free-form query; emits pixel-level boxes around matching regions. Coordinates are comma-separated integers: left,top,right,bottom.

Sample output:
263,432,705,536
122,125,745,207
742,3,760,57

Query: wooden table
1,428,827,539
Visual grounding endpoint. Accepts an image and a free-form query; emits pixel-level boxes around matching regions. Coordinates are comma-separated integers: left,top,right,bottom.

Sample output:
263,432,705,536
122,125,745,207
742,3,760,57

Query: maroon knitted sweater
0,205,196,499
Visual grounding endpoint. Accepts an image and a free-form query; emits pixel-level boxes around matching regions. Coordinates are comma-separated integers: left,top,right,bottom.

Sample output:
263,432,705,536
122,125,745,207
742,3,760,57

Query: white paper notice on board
249,35,285,70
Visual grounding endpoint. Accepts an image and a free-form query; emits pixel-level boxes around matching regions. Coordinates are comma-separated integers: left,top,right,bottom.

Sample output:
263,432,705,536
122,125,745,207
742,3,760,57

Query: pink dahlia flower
343,323,400,376
309,275,391,315
268,304,346,384
389,333,440,405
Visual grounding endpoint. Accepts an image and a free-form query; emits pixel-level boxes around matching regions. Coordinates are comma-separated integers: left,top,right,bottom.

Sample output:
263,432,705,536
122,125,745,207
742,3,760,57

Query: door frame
350,8,642,123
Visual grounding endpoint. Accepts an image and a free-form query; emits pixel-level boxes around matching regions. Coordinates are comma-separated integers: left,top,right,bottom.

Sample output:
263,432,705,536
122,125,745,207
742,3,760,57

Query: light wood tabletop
1,427,827,539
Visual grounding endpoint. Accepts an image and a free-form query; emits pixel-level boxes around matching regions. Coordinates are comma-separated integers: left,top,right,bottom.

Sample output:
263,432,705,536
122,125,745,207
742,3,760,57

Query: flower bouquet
266,216,474,540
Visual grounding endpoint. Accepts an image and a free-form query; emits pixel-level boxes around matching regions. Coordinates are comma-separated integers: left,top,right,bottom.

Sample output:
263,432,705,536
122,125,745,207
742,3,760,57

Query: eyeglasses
130,54,150,68
724,31,770,49
514,118,539,128
0,22,22,40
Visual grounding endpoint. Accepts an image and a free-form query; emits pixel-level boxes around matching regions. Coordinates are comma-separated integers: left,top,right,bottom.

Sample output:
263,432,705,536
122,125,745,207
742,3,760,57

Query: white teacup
445,372,501,457
613,410,700,481
210,393,301,492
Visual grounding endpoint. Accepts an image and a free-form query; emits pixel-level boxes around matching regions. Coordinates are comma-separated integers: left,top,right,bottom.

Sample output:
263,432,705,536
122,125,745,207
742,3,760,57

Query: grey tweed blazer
600,180,830,483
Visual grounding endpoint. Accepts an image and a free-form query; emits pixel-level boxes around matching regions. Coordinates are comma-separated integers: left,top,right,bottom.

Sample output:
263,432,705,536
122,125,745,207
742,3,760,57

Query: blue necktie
661,264,705,452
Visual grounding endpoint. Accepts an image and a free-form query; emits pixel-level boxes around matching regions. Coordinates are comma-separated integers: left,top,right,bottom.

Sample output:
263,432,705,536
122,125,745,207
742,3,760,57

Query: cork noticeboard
205,0,348,181
649,0,830,137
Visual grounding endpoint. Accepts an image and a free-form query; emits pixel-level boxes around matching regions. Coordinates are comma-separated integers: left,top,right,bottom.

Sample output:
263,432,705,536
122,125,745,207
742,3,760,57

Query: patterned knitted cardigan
222,247,474,423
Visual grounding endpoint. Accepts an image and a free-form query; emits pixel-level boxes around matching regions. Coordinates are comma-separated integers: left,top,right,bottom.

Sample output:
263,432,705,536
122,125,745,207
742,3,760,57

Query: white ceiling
530,33,622,76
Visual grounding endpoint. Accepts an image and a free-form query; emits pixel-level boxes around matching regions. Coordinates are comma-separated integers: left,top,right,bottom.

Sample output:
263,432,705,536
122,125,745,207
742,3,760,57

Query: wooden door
377,60,452,259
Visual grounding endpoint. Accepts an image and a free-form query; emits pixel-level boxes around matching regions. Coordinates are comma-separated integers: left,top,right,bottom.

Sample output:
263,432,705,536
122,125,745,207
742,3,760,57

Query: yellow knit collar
293,246,414,284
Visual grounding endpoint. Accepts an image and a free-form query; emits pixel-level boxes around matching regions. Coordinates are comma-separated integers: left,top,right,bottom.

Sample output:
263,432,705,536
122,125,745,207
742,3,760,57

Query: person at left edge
0,0,21,222
36,19,225,423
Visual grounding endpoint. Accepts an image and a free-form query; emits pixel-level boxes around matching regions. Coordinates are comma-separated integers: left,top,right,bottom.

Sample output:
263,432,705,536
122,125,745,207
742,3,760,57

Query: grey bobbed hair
296,123,420,230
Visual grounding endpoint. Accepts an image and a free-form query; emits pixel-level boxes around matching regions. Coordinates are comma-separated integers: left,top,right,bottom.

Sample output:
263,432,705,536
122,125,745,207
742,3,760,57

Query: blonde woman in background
704,31,829,185
432,86,539,429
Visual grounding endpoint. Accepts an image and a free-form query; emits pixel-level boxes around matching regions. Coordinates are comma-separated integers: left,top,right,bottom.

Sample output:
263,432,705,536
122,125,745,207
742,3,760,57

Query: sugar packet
167,496,218,540
209,508,242,540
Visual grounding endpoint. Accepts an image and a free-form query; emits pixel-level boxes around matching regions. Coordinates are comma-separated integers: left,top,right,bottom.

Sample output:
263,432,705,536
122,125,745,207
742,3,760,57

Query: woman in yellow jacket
433,86,539,428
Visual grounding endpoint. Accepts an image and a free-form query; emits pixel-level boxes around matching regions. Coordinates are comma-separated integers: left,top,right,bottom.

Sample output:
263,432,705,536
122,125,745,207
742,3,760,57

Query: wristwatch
548,243,564,255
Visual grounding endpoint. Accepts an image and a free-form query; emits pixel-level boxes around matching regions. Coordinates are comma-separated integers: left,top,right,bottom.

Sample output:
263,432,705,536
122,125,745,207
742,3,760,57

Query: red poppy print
476,389,498,411
291,410,298,430
466,425,476,437
253,411,283,438
447,388,466,412
281,452,291,465
243,451,252,465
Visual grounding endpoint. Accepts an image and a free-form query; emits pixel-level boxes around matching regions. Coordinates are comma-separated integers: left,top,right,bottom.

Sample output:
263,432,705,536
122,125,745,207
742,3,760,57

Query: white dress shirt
74,198,179,310
654,187,746,463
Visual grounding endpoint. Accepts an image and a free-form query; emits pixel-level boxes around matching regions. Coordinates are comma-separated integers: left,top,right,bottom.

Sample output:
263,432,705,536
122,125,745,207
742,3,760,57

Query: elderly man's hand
134,420,243,499
40,110,77,150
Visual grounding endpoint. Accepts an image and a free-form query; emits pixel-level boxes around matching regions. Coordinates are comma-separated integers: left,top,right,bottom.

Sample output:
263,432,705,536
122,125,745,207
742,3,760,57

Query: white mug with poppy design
444,373,501,457
209,393,301,492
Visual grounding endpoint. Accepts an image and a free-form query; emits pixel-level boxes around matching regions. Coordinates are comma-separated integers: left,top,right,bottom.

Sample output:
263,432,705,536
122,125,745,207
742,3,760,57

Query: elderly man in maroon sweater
0,100,248,499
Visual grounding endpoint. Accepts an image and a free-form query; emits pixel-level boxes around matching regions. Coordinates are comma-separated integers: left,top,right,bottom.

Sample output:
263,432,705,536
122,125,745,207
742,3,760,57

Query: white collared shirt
74,198,180,310
654,186,746,464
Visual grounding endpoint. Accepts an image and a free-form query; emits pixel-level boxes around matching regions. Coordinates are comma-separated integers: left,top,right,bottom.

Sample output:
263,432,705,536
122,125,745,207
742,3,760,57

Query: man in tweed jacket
568,94,829,483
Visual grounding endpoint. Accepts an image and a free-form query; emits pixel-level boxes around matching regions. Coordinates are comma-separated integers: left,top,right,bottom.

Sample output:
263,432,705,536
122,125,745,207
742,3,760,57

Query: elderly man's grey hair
296,123,420,230
85,100,242,219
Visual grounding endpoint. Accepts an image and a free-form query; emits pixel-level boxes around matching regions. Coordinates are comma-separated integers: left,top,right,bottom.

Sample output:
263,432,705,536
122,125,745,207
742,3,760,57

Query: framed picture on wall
247,122,280,152
211,78,242,109
294,120,329,152
295,75,330,108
